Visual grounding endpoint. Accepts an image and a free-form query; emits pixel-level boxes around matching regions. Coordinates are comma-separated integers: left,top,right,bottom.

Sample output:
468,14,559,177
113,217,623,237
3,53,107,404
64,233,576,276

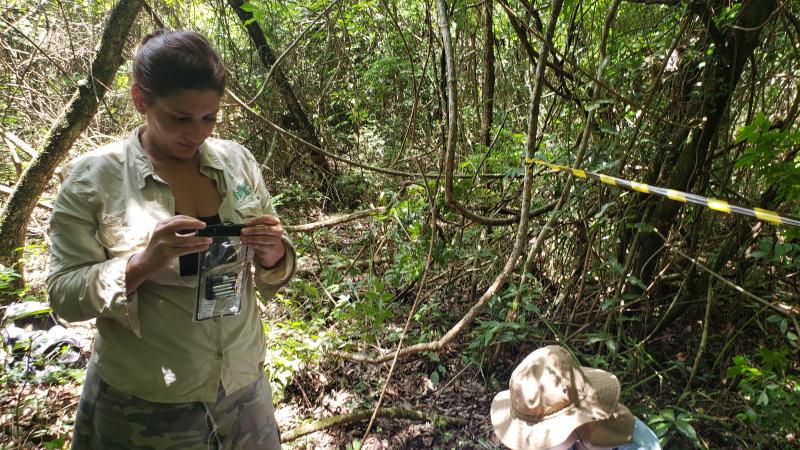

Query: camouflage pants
71,364,281,449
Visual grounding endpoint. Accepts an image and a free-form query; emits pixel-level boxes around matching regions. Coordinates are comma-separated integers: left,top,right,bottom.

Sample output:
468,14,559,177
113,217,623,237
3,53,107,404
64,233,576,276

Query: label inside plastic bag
194,237,250,321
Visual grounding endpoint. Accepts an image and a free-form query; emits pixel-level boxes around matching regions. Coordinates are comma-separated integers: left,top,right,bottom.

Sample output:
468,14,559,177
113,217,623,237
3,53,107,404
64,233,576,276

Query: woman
47,29,295,449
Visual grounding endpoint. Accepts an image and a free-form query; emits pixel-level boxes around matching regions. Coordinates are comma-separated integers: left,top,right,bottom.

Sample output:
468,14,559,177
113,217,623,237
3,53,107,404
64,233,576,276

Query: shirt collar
128,126,155,189
127,126,225,189
198,140,225,171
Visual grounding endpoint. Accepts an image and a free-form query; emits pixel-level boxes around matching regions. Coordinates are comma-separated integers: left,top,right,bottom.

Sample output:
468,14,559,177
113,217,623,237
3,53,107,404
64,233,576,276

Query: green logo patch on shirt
234,183,253,201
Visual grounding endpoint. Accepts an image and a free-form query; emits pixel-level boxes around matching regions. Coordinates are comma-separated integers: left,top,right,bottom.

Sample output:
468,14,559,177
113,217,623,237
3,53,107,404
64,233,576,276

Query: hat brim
491,367,620,450
575,403,635,448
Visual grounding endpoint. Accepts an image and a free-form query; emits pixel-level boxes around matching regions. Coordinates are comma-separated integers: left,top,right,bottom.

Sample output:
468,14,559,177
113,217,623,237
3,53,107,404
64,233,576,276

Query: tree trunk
227,0,332,176
626,0,778,303
480,0,495,148
0,0,144,271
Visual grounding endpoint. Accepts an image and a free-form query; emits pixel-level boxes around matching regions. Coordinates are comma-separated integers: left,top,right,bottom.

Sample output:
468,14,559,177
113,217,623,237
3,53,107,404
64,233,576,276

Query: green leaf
651,421,671,437
774,243,792,257
240,1,260,13
626,274,647,290
766,314,783,324
430,370,440,385
758,347,789,373
601,297,619,311
43,439,65,450
757,390,769,406
675,416,698,441
586,333,611,345
605,257,625,276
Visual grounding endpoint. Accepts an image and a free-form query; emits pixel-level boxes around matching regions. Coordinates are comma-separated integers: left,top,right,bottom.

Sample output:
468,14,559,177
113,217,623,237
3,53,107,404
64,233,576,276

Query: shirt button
214,352,223,360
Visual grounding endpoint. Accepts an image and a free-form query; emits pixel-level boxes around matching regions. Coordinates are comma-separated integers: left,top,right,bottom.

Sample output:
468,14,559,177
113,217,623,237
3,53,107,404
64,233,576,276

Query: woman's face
132,87,221,161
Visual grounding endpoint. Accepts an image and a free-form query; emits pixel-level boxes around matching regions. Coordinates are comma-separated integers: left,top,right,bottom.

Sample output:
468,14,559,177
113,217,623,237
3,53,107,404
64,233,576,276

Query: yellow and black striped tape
527,158,800,228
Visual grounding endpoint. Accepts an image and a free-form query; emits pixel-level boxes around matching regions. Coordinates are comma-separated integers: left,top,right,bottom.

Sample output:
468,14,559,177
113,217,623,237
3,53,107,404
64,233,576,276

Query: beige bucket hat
490,345,632,450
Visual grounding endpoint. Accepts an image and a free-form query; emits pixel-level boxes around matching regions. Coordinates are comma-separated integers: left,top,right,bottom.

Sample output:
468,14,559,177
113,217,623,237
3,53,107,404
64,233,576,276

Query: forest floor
0,208,504,449
1,318,770,450
0,291,759,450
0,323,500,449
1,208,795,450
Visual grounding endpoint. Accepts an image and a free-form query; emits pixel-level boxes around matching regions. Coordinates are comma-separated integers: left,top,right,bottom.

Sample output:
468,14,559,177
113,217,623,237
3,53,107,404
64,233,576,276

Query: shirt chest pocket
232,198,262,221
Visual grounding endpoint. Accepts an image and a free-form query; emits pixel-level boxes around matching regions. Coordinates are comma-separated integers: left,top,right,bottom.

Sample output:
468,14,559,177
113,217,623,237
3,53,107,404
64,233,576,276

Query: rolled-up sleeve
254,235,296,289
46,172,140,337
245,149,297,298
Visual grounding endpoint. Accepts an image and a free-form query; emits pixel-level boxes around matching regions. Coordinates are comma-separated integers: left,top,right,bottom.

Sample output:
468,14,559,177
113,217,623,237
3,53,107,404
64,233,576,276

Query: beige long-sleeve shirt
47,127,296,403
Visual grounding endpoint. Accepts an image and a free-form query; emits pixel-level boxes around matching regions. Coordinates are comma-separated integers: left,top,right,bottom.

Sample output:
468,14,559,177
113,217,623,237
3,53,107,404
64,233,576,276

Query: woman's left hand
240,215,286,269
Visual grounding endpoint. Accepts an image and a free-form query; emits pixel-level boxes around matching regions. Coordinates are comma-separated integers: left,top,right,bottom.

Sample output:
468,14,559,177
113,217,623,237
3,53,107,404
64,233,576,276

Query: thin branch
247,0,342,105
498,1,693,129
0,16,76,87
228,88,419,177
682,281,713,397
496,0,584,109
227,88,510,180
507,0,622,332
381,0,427,168
228,0,332,173
617,12,691,172
3,131,38,158
656,229,798,320
439,0,526,225
142,1,167,27
284,207,386,232
688,1,728,58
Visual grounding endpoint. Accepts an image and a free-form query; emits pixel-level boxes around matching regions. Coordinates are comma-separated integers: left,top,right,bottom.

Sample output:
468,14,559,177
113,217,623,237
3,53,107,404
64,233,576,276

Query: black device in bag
194,224,251,321
196,223,245,237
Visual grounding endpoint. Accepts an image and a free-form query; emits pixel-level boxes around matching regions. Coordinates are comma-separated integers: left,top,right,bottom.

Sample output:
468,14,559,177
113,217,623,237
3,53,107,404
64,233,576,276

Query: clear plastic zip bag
194,225,251,321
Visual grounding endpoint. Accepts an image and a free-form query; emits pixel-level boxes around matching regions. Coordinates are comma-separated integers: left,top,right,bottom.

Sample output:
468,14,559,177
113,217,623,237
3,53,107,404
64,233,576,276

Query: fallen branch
296,257,391,275
285,207,387,233
281,407,467,442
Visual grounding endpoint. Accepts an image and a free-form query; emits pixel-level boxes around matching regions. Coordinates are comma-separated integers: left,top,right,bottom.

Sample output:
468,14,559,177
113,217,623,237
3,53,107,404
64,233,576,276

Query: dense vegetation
1,0,798,448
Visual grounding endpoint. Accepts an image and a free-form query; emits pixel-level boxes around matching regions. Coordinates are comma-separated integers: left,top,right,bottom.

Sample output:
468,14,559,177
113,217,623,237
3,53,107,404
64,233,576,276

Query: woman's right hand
125,216,212,294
